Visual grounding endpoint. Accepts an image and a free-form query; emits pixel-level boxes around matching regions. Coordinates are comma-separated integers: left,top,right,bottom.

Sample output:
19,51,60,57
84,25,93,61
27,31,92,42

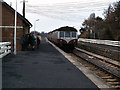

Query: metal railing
78,38,120,47
0,42,11,58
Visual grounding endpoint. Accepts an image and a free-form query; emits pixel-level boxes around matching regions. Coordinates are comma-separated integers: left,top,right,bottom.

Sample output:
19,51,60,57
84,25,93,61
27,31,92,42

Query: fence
0,42,11,58
78,38,120,47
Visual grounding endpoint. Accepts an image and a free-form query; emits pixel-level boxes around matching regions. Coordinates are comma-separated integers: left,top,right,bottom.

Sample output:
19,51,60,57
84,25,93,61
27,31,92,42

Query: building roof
1,1,32,27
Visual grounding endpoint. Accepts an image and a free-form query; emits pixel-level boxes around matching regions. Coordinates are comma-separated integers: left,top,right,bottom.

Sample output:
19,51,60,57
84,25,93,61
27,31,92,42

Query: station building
0,1,32,51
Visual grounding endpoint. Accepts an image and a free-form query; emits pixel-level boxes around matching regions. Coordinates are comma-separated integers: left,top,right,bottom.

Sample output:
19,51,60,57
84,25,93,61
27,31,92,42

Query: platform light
34,19,39,36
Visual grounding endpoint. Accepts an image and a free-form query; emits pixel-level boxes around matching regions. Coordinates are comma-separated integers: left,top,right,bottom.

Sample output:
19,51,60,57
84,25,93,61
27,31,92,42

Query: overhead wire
25,1,114,22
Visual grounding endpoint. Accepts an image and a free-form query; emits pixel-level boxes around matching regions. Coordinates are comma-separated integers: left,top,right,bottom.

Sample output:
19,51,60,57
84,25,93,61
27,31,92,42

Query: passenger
37,35,40,48
24,34,29,50
30,34,36,50
28,34,31,50
38,35,41,40
27,34,31,50
20,35,25,51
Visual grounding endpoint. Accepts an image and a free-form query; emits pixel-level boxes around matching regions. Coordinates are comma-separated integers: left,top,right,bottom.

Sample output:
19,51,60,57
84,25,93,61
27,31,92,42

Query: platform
2,38,98,88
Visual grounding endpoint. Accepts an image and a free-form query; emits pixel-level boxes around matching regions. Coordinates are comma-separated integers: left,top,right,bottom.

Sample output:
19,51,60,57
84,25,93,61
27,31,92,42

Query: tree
80,1,120,40
103,1,120,40
79,28,86,34
80,13,103,39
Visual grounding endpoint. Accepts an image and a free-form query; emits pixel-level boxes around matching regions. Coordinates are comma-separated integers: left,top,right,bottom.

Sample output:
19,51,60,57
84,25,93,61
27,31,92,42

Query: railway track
48,39,120,88
72,47,120,88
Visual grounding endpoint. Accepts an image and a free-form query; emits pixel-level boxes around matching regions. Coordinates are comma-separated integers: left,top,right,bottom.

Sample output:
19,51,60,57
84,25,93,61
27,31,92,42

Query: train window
65,32,70,37
60,32,64,37
72,32,76,37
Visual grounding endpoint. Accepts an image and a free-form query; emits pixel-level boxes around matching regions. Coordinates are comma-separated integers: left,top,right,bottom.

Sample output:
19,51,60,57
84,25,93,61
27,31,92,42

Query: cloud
26,0,110,22
4,0,119,32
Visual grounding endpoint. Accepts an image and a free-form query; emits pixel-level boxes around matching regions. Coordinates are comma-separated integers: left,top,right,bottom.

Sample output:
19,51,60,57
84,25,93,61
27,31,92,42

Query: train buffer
2,38,108,88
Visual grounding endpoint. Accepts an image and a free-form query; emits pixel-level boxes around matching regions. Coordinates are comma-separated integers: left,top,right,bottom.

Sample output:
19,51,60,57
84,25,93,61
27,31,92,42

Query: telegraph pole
23,0,25,18
21,0,28,18
23,0,25,34
21,0,27,34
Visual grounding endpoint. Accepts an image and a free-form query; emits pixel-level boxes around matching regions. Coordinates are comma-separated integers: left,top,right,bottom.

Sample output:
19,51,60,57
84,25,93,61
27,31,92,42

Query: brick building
0,1,32,51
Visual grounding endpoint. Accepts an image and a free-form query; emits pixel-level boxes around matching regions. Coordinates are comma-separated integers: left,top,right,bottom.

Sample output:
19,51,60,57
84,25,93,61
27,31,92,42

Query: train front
57,27,78,51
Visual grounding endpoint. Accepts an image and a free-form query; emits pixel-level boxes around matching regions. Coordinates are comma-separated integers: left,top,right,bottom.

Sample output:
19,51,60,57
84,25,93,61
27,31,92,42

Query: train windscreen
60,32,76,38
72,32,76,37
60,32,64,37
65,32,70,37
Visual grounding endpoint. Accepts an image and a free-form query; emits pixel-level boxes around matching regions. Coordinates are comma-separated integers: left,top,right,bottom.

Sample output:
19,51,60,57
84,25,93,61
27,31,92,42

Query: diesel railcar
47,26,78,51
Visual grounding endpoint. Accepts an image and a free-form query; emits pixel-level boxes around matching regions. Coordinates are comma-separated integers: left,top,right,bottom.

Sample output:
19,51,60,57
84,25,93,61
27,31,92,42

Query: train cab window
60,32,64,37
65,32,70,37
72,32,76,37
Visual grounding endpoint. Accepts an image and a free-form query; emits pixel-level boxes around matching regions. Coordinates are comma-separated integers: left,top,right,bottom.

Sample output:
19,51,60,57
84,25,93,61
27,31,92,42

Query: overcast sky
4,0,119,33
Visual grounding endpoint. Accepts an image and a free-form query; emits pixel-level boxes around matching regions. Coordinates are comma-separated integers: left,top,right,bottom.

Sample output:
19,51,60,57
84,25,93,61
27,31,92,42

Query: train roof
48,26,77,34
57,26,77,32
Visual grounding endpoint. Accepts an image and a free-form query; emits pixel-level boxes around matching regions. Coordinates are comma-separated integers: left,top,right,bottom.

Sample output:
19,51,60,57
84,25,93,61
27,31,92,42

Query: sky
4,0,119,33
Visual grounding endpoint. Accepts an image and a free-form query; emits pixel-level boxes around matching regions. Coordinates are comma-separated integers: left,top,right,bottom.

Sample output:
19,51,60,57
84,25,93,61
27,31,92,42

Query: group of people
20,33,41,51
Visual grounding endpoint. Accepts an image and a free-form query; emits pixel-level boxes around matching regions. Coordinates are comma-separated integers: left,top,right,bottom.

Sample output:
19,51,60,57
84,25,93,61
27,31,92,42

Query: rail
78,38,120,47
0,42,11,58
74,47,120,78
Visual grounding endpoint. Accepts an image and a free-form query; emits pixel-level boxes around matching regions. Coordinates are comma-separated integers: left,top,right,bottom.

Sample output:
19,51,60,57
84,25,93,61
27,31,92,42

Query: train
47,26,78,52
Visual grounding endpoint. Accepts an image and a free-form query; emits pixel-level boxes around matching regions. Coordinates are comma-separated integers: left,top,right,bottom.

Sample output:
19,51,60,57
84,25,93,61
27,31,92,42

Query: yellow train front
47,26,78,52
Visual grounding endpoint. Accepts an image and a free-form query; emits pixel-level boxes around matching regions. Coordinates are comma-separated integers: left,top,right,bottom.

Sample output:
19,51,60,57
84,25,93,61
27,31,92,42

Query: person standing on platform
30,34,36,50
37,34,41,48
20,35,25,51
24,34,29,50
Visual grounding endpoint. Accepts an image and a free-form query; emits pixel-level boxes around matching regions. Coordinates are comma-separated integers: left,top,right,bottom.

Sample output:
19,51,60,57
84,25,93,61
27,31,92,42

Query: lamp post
14,0,17,55
34,19,39,36
34,19,39,48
